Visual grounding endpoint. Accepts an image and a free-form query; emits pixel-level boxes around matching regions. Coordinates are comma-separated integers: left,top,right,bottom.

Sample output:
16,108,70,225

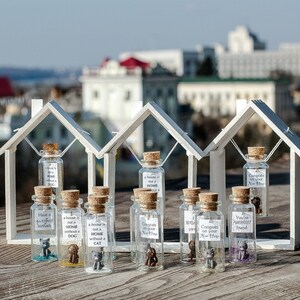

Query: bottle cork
43,143,59,155
199,192,218,211
87,195,107,213
143,151,161,165
133,188,151,198
182,187,201,204
232,186,250,204
140,191,158,210
92,186,110,196
61,190,80,208
248,146,265,160
34,186,53,204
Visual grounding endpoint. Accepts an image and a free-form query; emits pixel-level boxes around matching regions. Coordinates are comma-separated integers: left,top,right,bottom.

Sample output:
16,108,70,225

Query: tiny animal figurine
238,241,250,261
68,244,79,264
40,238,51,257
92,249,104,270
251,197,262,214
188,239,196,261
145,246,158,267
204,248,216,269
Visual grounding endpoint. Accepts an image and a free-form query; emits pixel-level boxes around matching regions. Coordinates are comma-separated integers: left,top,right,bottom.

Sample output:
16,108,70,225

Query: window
61,126,68,139
45,129,52,139
125,90,131,101
93,90,99,99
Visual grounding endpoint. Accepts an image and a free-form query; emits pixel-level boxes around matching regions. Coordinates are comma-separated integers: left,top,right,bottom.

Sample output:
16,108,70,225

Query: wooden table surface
1,185,300,300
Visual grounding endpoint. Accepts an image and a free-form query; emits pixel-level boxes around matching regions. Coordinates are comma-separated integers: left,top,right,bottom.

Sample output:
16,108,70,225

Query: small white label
232,212,253,233
62,212,82,241
184,211,196,234
35,211,55,231
140,215,159,239
43,162,59,188
87,218,108,247
198,219,221,241
142,172,163,197
246,169,266,187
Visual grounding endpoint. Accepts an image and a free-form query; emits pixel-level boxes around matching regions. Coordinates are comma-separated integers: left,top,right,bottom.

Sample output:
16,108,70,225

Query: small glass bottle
130,188,151,262
83,195,113,274
38,143,63,208
243,146,269,217
179,187,201,264
58,190,84,267
196,193,225,273
228,186,257,263
31,186,58,262
136,191,164,271
139,151,165,218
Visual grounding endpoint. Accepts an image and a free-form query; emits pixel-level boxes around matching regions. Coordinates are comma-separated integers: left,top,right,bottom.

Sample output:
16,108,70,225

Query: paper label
43,162,59,188
35,210,55,231
198,219,221,241
232,212,253,233
142,172,163,197
62,212,82,242
246,169,266,187
87,218,108,247
184,210,196,234
140,215,159,239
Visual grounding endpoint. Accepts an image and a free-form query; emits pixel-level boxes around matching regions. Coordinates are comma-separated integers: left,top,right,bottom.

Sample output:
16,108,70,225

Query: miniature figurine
188,239,196,261
68,244,79,264
238,241,250,261
92,249,105,270
40,238,51,257
145,246,158,267
204,248,216,269
251,197,262,214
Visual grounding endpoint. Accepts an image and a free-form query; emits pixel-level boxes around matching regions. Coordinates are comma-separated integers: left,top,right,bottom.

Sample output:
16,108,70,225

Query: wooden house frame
205,99,300,250
0,100,101,244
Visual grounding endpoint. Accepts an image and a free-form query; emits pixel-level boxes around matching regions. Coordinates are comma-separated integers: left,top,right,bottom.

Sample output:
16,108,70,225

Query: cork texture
199,192,218,203
183,187,201,197
143,151,160,161
133,188,151,198
248,146,265,158
34,186,53,197
88,195,108,205
61,190,80,202
92,186,110,196
232,186,250,197
43,143,59,153
140,191,158,203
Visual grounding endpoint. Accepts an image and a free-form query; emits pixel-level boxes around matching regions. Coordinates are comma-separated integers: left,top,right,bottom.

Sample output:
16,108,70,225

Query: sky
1,0,300,69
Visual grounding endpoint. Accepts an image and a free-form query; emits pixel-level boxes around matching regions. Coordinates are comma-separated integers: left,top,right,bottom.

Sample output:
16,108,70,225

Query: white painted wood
103,151,116,208
7,233,31,244
5,148,17,242
187,154,197,187
290,150,300,249
31,99,44,118
86,150,96,195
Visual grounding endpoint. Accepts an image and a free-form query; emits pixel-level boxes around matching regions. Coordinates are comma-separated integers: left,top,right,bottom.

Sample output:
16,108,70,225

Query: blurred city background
0,0,299,205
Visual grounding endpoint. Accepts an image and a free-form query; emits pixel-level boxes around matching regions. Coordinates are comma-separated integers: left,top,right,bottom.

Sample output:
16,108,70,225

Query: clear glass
179,196,199,264
130,195,139,262
138,160,165,217
83,208,113,274
195,204,225,273
57,199,84,267
228,196,257,263
38,150,63,208
31,195,58,262
243,155,269,217
136,206,164,271
105,196,116,259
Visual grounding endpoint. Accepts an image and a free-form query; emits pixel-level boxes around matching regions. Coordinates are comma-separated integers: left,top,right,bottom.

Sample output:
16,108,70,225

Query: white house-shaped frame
205,99,300,250
0,99,101,244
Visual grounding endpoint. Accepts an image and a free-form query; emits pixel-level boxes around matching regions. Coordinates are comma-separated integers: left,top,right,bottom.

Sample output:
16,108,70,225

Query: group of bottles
31,185,114,274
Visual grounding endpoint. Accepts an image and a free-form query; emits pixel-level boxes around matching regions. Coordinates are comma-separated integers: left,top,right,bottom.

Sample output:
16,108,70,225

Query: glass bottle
130,188,151,262
92,186,116,256
38,143,63,208
31,186,58,262
58,190,84,267
228,186,257,263
136,191,164,271
243,146,269,217
196,192,225,273
139,151,165,218
83,195,113,274
179,187,201,264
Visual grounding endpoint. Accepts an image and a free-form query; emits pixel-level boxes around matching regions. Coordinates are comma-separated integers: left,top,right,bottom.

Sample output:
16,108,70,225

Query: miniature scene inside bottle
31,186,58,262
136,191,164,271
243,146,269,217
179,187,201,264
83,195,113,274
228,186,257,263
196,192,225,273
58,190,84,267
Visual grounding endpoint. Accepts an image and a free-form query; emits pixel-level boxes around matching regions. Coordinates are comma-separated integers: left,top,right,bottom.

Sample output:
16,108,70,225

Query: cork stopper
33,186,53,204
43,143,59,155
87,195,107,213
199,192,218,211
231,186,250,204
142,151,161,165
182,187,201,204
248,146,265,160
140,191,157,210
133,188,151,198
92,186,110,196
61,190,80,208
